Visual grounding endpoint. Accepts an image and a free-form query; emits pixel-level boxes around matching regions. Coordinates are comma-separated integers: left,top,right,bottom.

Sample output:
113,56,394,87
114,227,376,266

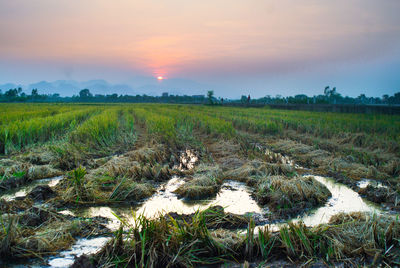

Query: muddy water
293,175,381,226
0,176,62,201
48,237,109,267
65,177,263,230
250,175,383,233
357,178,387,189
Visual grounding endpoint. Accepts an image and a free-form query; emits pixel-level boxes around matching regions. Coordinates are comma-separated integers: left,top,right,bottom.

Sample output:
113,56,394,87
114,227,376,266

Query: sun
157,76,164,80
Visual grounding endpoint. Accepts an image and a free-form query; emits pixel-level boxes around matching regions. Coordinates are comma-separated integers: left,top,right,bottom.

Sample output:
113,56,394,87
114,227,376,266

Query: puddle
66,178,262,229
0,237,109,268
294,176,381,226
248,175,384,233
63,206,122,231
48,237,109,267
0,176,62,201
213,180,262,214
357,178,387,189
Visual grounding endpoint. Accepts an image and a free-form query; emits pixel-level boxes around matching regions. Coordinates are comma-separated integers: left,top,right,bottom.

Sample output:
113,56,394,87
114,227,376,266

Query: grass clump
91,207,237,267
107,178,155,202
84,210,400,267
174,164,222,200
0,207,109,259
256,175,331,216
223,160,296,186
167,206,251,229
58,166,155,204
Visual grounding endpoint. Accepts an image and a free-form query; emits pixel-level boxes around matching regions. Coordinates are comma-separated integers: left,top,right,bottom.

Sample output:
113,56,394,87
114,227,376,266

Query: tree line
0,87,399,105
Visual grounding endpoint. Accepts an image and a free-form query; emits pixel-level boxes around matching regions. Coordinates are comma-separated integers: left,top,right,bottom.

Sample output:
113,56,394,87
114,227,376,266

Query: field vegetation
0,103,399,266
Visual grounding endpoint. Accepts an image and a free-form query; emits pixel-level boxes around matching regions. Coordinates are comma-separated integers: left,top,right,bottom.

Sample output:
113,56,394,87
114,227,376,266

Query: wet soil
1,135,399,267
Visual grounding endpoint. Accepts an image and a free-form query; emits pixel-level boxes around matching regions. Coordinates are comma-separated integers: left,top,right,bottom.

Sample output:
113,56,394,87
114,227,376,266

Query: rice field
1,103,399,267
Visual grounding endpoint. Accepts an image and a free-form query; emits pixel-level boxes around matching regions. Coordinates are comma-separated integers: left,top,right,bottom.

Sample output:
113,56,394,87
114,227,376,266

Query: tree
324,86,330,96
31,88,38,96
324,86,337,97
357,94,367,104
4,88,18,98
79,88,92,99
207,90,214,105
382,94,389,103
392,92,400,104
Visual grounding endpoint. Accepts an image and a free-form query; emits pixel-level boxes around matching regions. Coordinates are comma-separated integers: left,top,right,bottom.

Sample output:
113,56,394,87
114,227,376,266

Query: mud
2,133,399,267
27,184,56,201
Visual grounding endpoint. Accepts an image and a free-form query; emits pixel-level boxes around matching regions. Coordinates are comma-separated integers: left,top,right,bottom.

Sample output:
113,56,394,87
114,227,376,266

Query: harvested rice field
1,103,399,267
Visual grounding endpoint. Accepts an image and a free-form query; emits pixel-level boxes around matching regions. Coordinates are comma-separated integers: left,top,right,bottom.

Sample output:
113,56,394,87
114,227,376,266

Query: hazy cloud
0,0,399,97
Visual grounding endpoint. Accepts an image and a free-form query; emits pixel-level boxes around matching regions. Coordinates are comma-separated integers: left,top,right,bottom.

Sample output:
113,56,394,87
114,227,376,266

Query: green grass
2,103,398,155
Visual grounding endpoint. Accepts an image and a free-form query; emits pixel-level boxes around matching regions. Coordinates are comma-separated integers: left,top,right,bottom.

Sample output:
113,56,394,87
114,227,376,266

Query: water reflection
357,178,387,189
295,176,381,226
48,237,109,267
67,178,262,229
0,176,62,201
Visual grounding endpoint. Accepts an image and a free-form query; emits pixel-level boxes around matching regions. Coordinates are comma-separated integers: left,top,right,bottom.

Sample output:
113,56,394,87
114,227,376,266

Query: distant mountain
0,83,21,91
0,80,135,96
0,77,212,97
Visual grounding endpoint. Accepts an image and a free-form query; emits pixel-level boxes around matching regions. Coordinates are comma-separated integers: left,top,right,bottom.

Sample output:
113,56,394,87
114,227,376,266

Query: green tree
79,88,92,99
207,90,214,105
4,88,18,98
31,88,39,98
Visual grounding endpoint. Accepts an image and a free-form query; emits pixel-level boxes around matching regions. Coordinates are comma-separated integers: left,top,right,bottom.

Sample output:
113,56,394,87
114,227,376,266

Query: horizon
1,1,400,98
3,78,397,99
2,78,398,100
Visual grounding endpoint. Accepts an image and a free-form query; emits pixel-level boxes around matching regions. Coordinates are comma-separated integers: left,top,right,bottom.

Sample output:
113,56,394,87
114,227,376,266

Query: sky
0,0,400,98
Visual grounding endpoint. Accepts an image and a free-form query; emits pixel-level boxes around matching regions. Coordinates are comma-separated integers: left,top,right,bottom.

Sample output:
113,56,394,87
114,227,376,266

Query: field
1,103,399,267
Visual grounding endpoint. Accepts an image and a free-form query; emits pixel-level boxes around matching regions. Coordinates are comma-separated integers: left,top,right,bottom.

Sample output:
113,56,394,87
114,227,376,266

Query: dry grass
0,206,109,259
223,160,296,186
0,160,61,193
58,172,156,204
256,176,331,215
82,209,400,267
167,206,250,229
174,164,222,200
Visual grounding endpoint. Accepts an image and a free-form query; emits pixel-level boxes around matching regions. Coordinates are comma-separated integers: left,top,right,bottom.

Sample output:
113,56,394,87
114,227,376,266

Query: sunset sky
1,0,400,97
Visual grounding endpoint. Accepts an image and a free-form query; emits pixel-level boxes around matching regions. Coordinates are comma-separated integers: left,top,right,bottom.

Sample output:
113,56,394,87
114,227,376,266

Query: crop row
1,103,399,155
